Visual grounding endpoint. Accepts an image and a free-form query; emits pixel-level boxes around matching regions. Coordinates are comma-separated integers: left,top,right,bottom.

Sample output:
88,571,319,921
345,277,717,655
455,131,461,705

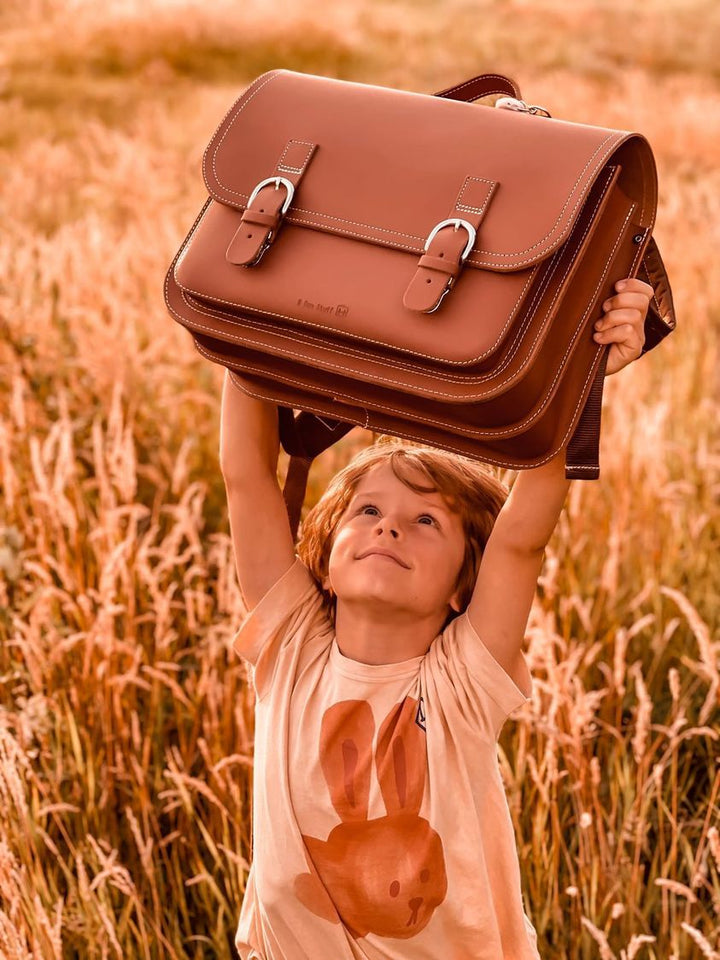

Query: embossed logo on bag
296,298,350,318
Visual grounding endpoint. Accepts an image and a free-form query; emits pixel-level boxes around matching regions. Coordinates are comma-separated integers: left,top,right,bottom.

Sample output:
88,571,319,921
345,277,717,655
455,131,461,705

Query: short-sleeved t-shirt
232,556,539,960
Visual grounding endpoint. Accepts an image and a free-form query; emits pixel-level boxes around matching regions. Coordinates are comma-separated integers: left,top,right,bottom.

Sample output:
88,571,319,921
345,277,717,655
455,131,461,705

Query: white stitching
216,133,622,266
640,258,663,319
174,165,615,380
178,200,635,438
207,72,625,266
442,75,516,91
435,75,519,98
450,89,517,100
277,139,315,174
456,177,497,215
636,141,652,226
628,227,648,277
165,178,634,445
199,340,605,471
174,196,528,367
184,250,541,386
202,71,279,187
229,372,363,435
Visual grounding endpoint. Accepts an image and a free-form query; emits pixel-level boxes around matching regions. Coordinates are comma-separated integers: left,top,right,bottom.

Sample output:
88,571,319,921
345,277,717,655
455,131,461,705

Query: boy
220,279,655,959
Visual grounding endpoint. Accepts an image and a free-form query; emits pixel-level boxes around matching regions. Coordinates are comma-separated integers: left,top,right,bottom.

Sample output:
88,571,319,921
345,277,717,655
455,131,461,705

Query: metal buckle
495,96,551,118
247,176,295,216
241,177,295,265
424,286,453,314
424,218,477,262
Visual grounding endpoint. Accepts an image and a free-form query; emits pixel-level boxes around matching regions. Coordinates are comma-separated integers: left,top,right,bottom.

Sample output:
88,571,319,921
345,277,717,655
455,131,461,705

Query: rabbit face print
322,461,466,662
293,696,448,940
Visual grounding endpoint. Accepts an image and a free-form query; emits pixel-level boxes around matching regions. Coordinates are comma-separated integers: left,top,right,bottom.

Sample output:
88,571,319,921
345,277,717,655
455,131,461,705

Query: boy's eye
357,503,437,526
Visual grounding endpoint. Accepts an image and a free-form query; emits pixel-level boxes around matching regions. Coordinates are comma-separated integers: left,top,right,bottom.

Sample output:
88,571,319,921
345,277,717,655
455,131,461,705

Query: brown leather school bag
164,69,676,539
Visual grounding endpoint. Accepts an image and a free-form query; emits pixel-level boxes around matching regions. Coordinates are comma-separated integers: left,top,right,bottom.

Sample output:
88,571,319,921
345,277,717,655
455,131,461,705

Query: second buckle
424,218,477,262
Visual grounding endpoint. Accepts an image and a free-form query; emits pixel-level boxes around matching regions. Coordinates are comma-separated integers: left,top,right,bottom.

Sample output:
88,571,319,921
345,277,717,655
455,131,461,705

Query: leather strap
564,347,609,480
403,177,499,312
226,139,317,266
433,73,522,102
277,407,355,541
639,236,677,353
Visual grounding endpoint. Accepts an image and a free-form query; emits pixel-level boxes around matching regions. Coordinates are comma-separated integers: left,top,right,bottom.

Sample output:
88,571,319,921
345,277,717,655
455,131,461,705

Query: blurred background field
0,0,718,957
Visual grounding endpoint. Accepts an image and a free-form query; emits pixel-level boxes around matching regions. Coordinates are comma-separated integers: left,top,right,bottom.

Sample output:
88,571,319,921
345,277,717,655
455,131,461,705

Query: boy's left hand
593,277,655,377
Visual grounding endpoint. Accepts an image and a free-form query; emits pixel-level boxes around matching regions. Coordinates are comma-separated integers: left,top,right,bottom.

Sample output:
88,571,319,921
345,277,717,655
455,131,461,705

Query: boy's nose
375,524,399,537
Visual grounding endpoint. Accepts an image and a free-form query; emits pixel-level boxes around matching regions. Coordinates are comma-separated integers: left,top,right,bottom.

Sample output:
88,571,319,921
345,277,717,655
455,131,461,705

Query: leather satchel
164,69,676,540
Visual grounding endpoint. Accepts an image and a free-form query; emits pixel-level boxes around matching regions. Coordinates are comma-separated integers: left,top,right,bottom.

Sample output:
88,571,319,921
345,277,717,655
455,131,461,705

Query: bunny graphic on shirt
293,695,448,941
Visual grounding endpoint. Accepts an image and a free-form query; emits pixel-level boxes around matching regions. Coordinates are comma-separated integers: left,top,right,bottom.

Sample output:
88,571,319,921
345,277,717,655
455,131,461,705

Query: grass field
0,0,718,957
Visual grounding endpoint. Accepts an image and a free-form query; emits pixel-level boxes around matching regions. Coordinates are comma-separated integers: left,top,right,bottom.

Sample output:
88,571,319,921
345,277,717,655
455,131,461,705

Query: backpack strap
433,72,522,102
277,407,354,541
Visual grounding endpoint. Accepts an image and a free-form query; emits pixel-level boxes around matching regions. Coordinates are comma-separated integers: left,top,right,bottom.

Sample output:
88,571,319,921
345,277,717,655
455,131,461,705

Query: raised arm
465,276,655,689
220,370,296,611
465,451,567,694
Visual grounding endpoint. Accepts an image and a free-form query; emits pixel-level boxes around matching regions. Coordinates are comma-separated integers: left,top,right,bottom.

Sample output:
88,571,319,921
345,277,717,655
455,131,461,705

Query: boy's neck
333,597,451,665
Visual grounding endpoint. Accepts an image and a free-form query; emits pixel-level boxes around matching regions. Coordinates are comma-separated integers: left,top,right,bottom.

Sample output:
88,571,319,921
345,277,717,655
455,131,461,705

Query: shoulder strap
277,407,354,541
433,72,522,102
638,235,677,353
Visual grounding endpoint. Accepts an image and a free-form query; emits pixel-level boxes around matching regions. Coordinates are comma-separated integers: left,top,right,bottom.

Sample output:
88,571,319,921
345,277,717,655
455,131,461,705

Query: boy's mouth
357,549,410,568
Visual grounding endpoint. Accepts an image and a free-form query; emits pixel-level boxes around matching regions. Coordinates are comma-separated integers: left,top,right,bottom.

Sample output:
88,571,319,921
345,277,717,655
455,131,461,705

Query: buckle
247,176,296,218
424,218,477,262
495,96,552,118
236,176,296,266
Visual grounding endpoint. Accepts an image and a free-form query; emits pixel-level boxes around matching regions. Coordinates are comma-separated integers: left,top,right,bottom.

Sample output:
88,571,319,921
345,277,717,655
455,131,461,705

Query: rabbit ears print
319,698,427,822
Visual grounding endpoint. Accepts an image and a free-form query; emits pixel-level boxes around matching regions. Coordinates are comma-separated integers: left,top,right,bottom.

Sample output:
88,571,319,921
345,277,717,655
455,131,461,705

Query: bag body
164,69,675,536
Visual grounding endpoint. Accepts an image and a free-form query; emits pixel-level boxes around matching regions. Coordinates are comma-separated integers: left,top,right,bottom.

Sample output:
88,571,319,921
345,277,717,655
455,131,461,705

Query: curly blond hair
296,436,509,631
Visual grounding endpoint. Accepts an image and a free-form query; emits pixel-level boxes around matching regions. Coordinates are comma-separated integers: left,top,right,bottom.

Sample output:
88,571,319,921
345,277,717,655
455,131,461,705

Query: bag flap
202,69,653,272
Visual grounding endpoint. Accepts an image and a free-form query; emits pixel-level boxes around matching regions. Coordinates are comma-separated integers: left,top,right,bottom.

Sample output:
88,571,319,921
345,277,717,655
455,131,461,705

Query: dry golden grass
0,0,718,957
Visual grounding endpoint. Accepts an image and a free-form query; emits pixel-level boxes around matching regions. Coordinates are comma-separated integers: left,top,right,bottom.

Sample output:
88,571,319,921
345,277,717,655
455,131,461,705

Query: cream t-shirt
232,556,540,960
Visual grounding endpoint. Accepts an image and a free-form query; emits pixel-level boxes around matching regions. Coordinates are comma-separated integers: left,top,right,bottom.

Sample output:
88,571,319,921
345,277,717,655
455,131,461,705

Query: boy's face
322,461,466,619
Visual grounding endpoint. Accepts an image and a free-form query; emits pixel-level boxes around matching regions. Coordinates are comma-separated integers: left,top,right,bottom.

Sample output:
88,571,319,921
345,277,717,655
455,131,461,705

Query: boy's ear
449,588,463,613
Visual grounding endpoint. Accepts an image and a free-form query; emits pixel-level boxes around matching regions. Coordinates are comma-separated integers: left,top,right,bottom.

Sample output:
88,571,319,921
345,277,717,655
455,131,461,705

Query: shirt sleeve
232,556,331,699
434,610,533,742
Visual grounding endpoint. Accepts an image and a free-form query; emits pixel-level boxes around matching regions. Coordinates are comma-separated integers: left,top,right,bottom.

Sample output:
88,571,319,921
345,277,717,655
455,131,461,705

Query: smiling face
321,460,467,621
